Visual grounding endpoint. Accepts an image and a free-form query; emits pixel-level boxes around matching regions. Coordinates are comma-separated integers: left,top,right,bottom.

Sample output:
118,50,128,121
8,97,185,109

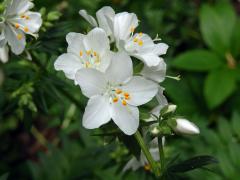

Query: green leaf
200,2,236,55
230,20,240,57
168,155,218,173
204,68,236,109
217,117,232,143
231,112,240,138
172,50,223,71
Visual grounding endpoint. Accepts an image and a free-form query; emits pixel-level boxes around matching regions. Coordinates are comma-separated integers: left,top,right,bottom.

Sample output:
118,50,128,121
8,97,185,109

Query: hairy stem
134,130,160,176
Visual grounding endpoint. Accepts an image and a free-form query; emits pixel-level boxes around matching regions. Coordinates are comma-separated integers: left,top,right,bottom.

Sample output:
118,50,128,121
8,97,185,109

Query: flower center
78,49,101,68
133,32,143,46
105,83,131,106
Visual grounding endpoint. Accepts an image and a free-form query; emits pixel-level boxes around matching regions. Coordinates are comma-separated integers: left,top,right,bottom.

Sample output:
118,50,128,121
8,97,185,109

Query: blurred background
0,0,240,179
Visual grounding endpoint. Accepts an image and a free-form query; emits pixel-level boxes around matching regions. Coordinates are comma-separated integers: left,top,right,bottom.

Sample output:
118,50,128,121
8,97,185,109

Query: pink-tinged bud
174,118,200,135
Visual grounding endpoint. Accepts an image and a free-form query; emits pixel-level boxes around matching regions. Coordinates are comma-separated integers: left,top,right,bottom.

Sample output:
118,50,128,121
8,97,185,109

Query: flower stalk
134,130,160,176
158,136,165,171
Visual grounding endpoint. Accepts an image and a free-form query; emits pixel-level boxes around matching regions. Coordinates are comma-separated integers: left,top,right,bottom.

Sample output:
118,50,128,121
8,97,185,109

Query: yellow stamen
21,15,26,18
125,96,130,100
122,100,127,106
93,51,97,56
113,97,118,103
144,164,151,171
79,51,83,56
138,32,143,36
133,37,138,42
138,40,143,46
115,89,122,94
17,34,23,40
124,92,129,97
25,16,30,20
24,27,29,32
15,23,20,29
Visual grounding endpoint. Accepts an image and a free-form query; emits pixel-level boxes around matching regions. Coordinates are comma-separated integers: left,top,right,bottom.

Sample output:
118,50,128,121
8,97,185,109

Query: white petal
122,76,158,106
5,24,26,55
0,31,7,47
83,27,110,55
111,102,139,135
12,11,42,34
156,86,168,105
75,68,107,98
79,9,98,27
140,58,166,82
82,95,111,129
66,32,85,55
0,45,9,63
6,0,34,16
125,33,154,54
98,51,112,72
175,118,200,135
134,53,161,67
96,6,115,36
153,43,169,55
113,12,138,42
54,53,83,81
105,52,133,84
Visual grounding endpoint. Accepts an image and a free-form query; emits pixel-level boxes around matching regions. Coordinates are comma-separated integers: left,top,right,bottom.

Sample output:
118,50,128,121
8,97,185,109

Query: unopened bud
160,104,177,116
174,118,200,135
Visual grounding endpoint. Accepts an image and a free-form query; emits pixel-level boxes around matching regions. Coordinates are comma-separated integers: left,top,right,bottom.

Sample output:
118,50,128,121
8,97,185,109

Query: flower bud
174,118,200,135
160,104,177,116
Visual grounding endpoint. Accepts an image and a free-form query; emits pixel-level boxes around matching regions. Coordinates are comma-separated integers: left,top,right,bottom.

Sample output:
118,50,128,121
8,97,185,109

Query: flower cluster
0,0,42,63
54,6,169,135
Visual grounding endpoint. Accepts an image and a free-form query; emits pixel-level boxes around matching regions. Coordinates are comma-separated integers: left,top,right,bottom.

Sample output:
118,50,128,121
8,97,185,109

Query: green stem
134,130,160,176
158,136,165,171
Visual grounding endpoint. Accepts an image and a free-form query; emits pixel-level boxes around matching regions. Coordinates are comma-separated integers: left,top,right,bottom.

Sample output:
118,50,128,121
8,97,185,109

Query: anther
15,23,20,29
133,37,138,42
17,34,23,40
24,27,29,32
113,97,118,103
138,40,143,46
122,100,127,106
125,96,130,100
116,89,122,94
79,51,83,56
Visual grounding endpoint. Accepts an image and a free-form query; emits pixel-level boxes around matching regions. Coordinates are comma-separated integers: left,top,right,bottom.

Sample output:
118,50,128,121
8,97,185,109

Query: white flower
112,12,168,67
0,0,42,57
75,52,158,135
79,6,115,38
140,57,166,83
54,27,112,84
124,33,168,67
174,118,200,135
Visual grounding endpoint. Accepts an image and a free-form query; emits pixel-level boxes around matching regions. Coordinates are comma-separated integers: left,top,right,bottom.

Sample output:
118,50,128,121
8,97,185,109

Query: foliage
0,0,240,179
